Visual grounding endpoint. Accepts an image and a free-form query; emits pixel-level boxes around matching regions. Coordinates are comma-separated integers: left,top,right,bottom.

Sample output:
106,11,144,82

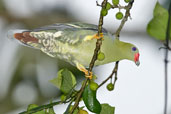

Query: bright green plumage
10,22,140,67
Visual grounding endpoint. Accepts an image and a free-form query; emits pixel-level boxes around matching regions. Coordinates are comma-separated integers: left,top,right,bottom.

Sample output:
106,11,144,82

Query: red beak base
134,53,140,66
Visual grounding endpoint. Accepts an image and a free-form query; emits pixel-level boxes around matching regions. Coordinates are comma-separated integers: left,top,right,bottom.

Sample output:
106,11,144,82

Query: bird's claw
83,33,104,41
85,72,93,80
76,63,93,80
93,33,104,40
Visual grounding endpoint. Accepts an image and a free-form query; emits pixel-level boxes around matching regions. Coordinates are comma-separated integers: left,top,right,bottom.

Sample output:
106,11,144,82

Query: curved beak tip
135,61,140,66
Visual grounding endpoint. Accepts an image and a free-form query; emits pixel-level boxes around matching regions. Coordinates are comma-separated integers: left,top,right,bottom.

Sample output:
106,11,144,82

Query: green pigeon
8,22,140,78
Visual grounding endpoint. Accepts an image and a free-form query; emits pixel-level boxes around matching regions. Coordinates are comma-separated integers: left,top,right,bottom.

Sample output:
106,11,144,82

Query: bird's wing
30,22,108,45
11,23,111,58
33,22,108,33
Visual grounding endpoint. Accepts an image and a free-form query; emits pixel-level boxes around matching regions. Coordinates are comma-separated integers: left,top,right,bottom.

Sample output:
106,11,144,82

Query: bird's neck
95,38,124,66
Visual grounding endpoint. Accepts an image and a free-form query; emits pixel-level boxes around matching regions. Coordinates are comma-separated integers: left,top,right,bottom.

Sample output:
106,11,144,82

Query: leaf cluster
147,2,171,40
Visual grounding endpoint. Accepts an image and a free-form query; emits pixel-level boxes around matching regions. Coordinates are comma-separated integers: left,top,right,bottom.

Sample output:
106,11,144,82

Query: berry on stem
90,81,99,91
116,12,123,20
107,83,114,91
106,2,112,10
112,0,119,6
97,52,105,61
101,8,108,16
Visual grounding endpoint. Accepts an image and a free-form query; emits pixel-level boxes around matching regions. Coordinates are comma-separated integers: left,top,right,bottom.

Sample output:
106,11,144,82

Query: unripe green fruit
106,2,112,10
112,0,119,5
116,12,123,20
97,52,105,61
79,109,88,114
101,8,108,16
60,94,66,101
107,83,114,91
90,81,98,91
124,0,130,3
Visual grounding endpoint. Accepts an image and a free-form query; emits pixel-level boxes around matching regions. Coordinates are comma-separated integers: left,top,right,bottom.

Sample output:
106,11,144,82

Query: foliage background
0,0,170,114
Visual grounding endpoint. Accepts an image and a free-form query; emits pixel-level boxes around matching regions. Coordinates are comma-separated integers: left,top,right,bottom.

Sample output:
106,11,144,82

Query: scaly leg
76,63,93,79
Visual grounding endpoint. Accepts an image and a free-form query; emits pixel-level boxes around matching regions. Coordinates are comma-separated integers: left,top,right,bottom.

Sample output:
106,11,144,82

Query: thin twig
113,61,119,85
114,0,134,37
159,47,171,50
164,1,171,114
69,0,108,113
164,43,171,50
98,61,119,88
19,101,63,114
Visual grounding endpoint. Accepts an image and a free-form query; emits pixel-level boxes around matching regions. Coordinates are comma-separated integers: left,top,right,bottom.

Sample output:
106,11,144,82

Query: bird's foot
83,33,104,41
94,33,104,40
76,63,93,80
85,73,93,79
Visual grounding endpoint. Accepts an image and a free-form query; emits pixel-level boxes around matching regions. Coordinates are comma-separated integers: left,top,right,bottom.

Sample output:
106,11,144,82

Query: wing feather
33,22,108,33
31,22,109,45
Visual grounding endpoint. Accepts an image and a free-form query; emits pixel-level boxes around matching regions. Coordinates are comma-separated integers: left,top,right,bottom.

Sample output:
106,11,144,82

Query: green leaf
50,69,76,94
147,2,171,40
27,104,45,114
83,85,101,113
100,104,115,114
49,69,63,89
60,69,76,94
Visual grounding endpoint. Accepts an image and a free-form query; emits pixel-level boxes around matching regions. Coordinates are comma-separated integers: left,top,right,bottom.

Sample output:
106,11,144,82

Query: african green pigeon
8,22,140,78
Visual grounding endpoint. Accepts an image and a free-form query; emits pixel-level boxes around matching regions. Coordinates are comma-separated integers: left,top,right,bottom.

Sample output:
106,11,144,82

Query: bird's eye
132,47,136,51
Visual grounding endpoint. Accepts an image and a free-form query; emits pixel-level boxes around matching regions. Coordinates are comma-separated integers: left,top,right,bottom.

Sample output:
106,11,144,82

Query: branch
70,0,108,113
99,0,135,88
69,78,88,114
19,101,62,114
164,1,171,114
98,61,119,88
115,0,134,37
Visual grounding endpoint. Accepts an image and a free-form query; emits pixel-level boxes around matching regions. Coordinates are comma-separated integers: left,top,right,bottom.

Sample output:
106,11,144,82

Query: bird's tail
7,29,39,49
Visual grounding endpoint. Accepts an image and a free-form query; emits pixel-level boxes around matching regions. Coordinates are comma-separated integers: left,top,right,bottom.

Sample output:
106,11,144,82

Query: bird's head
129,45,140,66
125,43,140,66
115,39,140,66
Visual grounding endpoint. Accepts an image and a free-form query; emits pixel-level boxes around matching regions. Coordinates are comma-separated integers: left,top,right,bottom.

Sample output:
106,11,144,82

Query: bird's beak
134,53,140,66
135,60,140,66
